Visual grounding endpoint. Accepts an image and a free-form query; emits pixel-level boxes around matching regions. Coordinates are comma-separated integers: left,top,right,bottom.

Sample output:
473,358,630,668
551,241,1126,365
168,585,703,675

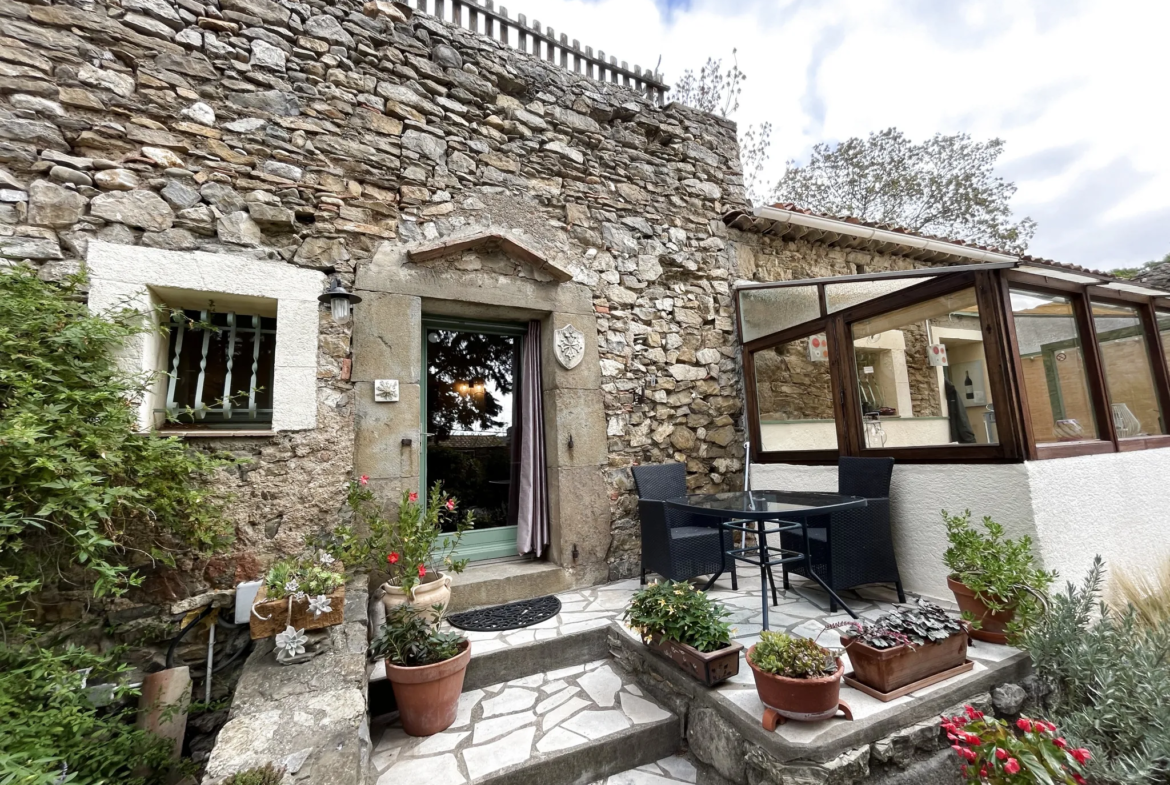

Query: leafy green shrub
370,603,466,667
838,601,964,649
222,763,286,785
1019,556,1170,784
0,267,236,609
748,631,837,678
942,509,1055,631
0,643,177,784
623,580,733,653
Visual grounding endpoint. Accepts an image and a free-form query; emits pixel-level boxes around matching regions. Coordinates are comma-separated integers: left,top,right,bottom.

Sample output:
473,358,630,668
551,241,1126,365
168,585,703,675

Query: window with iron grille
160,309,277,429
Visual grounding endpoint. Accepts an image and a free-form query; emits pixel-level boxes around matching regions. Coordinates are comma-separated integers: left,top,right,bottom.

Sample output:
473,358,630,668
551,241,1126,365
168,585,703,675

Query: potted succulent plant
834,601,969,698
250,550,345,640
746,631,851,730
623,580,743,687
371,603,470,737
942,510,1055,643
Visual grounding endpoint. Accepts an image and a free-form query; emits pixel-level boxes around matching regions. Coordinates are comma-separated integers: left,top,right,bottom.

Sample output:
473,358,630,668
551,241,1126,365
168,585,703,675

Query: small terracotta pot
386,640,471,737
947,577,1014,644
746,646,845,724
380,571,452,621
841,625,968,694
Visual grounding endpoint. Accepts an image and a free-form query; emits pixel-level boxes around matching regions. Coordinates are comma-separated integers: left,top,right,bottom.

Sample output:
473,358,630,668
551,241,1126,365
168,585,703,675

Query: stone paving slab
591,754,699,784
371,658,678,784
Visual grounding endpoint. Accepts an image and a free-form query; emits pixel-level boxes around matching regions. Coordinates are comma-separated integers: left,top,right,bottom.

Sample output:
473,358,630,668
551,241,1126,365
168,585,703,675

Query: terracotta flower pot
643,634,743,687
379,571,452,621
841,626,968,694
385,640,471,737
947,577,1014,644
746,646,850,729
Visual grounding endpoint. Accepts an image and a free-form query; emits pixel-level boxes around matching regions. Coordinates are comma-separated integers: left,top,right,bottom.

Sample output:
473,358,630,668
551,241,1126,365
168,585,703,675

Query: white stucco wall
1027,449,1170,589
86,242,324,432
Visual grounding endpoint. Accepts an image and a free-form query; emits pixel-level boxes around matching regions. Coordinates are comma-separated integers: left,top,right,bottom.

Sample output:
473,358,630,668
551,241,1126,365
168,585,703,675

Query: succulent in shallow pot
838,601,964,649
749,631,837,679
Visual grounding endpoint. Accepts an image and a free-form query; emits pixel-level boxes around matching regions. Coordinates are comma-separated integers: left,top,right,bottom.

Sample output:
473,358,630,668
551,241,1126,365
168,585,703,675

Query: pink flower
961,748,978,762
1053,738,1068,749
418,564,427,578
408,491,419,503
964,733,982,746
1071,748,1092,765
1004,758,1020,775
996,748,1008,761
445,498,455,511
964,705,984,720
1017,718,1034,733
387,552,399,565
359,475,369,485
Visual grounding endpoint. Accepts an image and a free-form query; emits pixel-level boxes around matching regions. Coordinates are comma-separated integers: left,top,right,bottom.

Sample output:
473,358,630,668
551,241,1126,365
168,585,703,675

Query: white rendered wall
86,242,324,432
1027,449,1170,589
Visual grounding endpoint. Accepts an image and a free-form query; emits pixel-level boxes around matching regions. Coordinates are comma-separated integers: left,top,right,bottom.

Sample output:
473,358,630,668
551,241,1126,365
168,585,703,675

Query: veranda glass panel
1009,291,1099,443
850,288,997,448
753,335,837,452
739,286,820,343
1160,311,1170,378
825,277,933,314
1092,302,1166,437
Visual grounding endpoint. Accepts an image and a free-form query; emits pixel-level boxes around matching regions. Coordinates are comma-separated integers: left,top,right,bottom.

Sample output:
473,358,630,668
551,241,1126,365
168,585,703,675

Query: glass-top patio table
665,490,867,629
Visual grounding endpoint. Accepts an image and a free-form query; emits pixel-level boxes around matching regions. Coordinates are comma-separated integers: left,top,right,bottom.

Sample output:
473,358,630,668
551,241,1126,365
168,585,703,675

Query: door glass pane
426,328,521,535
1009,290,1099,443
753,334,837,452
739,286,820,343
851,288,997,448
1092,302,1166,437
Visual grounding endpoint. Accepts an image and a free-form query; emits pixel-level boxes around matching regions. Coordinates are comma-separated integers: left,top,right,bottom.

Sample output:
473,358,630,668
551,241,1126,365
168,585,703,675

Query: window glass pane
1160,311,1170,373
1092,302,1166,437
851,288,997,448
739,286,820,343
826,277,933,314
1010,291,1099,443
753,334,837,452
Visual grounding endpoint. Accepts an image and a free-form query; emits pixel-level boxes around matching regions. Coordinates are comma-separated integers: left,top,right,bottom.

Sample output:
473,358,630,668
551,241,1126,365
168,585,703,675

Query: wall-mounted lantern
318,277,362,324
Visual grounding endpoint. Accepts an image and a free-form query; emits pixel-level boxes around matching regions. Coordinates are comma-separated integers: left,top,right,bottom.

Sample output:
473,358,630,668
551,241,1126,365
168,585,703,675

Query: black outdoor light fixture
318,277,362,324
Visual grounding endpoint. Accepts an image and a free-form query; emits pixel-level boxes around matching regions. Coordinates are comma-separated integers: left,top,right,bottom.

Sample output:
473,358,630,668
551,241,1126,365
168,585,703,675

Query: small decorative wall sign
927,343,949,367
554,324,585,370
374,379,400,402
807,334,829,362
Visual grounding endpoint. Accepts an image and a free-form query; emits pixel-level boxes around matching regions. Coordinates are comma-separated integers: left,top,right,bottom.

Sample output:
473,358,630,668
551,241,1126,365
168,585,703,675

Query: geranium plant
943,705,1091,784
837,601,965,649
943,510,1055,630
623,580,733,653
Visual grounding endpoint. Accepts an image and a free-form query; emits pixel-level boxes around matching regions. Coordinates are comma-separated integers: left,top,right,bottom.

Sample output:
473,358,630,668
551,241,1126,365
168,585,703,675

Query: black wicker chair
632,463,736,589
781,457,905,612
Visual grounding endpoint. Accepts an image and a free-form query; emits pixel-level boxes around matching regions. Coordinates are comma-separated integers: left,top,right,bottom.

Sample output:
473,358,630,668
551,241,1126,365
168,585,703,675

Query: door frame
421,316,529,562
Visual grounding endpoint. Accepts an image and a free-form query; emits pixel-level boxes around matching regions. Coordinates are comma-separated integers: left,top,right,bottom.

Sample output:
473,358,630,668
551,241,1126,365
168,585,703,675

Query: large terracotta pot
841,625,968,694
947,577,1014,644
379,571,452,620
746,646,849,729
386,640,471,736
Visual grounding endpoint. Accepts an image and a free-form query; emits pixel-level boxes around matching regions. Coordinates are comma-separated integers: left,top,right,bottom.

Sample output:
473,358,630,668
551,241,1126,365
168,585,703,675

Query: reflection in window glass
739,286,820,343
850,288,996,448
826,277,934,314
1010,291,1099,443
1092,302,1166,437
753,335,837,452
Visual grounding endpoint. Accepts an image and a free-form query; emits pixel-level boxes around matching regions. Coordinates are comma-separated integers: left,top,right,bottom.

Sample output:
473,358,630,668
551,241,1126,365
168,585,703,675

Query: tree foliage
0,267,235,616
1112,252,1169,280
773,128,1037,253
425,329,515,439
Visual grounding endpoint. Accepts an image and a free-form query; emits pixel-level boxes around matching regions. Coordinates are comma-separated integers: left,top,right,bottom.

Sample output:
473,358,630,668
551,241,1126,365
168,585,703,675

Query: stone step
371,657,680,785
449,560,580,612
591,754,699,785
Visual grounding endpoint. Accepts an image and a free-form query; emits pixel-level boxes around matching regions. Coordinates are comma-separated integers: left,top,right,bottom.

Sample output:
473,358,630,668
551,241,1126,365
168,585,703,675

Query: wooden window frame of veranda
737,264,1170,465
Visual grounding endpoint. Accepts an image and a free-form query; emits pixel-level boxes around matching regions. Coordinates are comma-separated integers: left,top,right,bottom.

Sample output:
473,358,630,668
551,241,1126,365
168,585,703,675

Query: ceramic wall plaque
554,324,585,370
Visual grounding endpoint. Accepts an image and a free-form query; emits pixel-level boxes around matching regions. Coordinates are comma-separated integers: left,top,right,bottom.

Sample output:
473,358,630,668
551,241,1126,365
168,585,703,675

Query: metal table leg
799,518,858,619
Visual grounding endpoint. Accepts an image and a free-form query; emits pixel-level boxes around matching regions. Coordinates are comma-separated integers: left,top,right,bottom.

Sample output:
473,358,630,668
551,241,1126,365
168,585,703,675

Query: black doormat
447,595,562,632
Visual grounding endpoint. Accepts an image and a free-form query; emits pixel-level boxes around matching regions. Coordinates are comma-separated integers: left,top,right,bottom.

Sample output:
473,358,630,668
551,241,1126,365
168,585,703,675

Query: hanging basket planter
249,583,346,640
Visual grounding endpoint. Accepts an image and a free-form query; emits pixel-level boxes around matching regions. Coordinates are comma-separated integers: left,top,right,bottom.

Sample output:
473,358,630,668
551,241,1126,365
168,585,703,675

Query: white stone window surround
85,241,324,433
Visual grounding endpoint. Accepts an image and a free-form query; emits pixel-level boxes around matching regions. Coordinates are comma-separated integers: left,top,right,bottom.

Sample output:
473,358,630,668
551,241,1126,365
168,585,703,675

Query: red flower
1017,718,1034,733
964,733,982,746
964,705,984,720
962,748,978,762
1053,737,1068,749
980,765,989,778
418,564,427,578
1073,775,1087,785
996,748,1008,761
1071,748,1092,765
960,765,968,777
359,475,369,485
1004,758,1020,775
387,552,399,564
408,491,419,503
445,498,455,511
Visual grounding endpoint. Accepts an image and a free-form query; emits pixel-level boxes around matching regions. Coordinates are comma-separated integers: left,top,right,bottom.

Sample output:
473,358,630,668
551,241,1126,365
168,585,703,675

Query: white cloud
497,0,1170,269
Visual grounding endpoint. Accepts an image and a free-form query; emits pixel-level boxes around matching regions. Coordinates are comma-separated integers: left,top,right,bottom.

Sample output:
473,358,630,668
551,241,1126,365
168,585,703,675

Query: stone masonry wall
0,0,751,595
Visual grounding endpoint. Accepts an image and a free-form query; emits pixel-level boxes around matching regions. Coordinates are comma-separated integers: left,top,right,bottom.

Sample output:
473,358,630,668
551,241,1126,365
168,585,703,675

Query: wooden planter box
249,583,346,640
644,634,743,687
841,626,969,697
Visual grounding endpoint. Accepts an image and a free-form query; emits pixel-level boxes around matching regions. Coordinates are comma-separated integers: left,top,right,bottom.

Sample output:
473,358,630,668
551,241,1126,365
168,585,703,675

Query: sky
501,0,1170,271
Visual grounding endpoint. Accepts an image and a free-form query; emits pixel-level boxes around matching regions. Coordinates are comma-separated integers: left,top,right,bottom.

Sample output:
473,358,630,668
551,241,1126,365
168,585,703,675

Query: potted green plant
942,510,1055,643
745,631,851,730
623,580,743,686
371,603,470,737
250,550,345,640
835,601,969,698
